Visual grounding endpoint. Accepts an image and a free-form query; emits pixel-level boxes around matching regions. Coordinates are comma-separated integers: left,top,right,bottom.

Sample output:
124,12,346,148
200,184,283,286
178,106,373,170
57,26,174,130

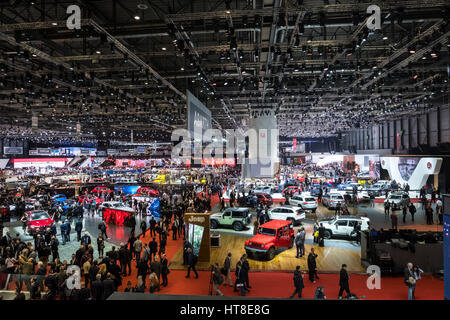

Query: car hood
249,233,275,244
210,213,222,219
29,218,53,227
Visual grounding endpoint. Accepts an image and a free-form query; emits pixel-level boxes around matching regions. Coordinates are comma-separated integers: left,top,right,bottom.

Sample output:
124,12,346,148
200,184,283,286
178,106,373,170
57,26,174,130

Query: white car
253,186,272,194
289,194,318,213
384,192,410,209
320,216,370,239
268,206,306,225
99,201,135,213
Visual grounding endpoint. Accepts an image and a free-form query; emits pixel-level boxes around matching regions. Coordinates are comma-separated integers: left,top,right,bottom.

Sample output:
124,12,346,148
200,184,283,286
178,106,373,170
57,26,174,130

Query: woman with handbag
404,262,416,300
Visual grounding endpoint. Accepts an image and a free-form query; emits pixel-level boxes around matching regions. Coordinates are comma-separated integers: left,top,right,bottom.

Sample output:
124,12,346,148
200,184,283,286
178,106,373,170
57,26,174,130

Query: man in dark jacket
289,266,305,298
149,237,158,261
160,253,169,287
91,274,104,300
102,273,116,300
183,240,193,265
318,223,325,247
75,218,83,242
149,217,157,237
185,248,198,278
150,255,162,281
140,220,147,238
235,263,247,296
118,243,130,276
241,254,251,288
307,248,319,283
99,221,108,239
408,203,416,223
81,232,91,247
338,264,351,299
49,235,59,261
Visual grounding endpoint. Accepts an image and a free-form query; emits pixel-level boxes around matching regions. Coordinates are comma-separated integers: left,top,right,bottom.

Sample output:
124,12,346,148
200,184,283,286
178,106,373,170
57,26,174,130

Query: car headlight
249,241,252,245
261,244,265,248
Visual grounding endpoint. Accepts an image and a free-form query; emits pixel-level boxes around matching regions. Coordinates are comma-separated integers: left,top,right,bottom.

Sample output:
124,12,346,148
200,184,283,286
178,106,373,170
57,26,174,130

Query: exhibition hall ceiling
0,0,449,140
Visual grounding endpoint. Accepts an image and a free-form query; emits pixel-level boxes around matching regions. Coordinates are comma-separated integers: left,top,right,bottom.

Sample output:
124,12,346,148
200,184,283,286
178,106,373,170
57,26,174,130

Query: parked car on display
91,186,112,195
322,193,346,209
268,206,306,225
27,210,54,234
99,201,134,212
338,182,363,192
210,207,252,231
384,192,410,210
78,195,105,204
282,186,302,196
320,216,370,239
51,194,67,201
244,220,294,260
135,187,158,197
253,186,272,194
288,194,318,213
365,182,391,196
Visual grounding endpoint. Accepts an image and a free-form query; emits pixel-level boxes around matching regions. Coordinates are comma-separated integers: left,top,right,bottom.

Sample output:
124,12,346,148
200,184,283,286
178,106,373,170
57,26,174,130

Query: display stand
184,212,211,263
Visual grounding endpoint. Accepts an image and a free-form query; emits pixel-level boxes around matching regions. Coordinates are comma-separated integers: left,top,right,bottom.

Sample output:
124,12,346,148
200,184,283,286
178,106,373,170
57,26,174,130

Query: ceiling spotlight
180,67,185,71
408,45,416,54
137,1,149,10
51,22,58,26
134,15,141,20
96,50,101,54
162,47,167,51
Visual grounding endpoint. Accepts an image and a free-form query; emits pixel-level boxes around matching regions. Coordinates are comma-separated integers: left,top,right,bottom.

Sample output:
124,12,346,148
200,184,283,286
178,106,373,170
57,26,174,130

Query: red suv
245,220,294,260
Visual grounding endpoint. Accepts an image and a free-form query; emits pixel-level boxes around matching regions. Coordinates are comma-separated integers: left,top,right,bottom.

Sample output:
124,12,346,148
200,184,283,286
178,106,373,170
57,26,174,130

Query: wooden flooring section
170,233,364,273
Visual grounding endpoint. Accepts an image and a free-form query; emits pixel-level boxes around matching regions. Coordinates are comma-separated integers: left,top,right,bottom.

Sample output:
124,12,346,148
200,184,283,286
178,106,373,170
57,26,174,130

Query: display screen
187,223,204,256
113,185,140,195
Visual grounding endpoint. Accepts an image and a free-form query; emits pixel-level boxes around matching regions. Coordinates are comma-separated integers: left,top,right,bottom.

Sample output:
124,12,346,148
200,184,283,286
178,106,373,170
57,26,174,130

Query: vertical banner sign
396,131,401,152
131,129,134,144
76,122,81,135
293,138,297,152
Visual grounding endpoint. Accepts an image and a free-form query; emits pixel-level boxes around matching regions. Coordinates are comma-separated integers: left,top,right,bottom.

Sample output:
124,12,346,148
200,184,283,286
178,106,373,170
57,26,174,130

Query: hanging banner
76,122,81,135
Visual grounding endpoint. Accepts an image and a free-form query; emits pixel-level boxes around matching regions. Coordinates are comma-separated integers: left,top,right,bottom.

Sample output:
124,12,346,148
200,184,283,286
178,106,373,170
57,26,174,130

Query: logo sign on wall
380,157,443,191
3,147,23,155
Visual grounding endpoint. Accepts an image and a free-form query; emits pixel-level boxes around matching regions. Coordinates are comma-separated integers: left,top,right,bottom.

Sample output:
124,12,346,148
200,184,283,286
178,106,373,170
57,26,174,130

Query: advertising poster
187,223,205,256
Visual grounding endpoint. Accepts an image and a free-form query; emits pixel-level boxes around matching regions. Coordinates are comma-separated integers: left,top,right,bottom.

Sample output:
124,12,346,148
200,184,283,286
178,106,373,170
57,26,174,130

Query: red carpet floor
130,270,443,300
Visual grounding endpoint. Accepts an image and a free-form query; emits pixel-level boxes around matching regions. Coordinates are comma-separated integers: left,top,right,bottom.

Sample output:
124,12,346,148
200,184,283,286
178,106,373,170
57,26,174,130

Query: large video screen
187,223,204,256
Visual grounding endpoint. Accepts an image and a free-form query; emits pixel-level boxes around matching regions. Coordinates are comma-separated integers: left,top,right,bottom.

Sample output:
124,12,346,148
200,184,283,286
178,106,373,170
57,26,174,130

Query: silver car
289,194,318,213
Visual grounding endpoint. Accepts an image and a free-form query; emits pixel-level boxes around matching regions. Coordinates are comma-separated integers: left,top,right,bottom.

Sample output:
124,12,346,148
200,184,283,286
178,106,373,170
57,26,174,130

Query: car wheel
210,219,219,229
233,221,244,231
312,209,316,214
324,230,332,239
267,247,275,260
